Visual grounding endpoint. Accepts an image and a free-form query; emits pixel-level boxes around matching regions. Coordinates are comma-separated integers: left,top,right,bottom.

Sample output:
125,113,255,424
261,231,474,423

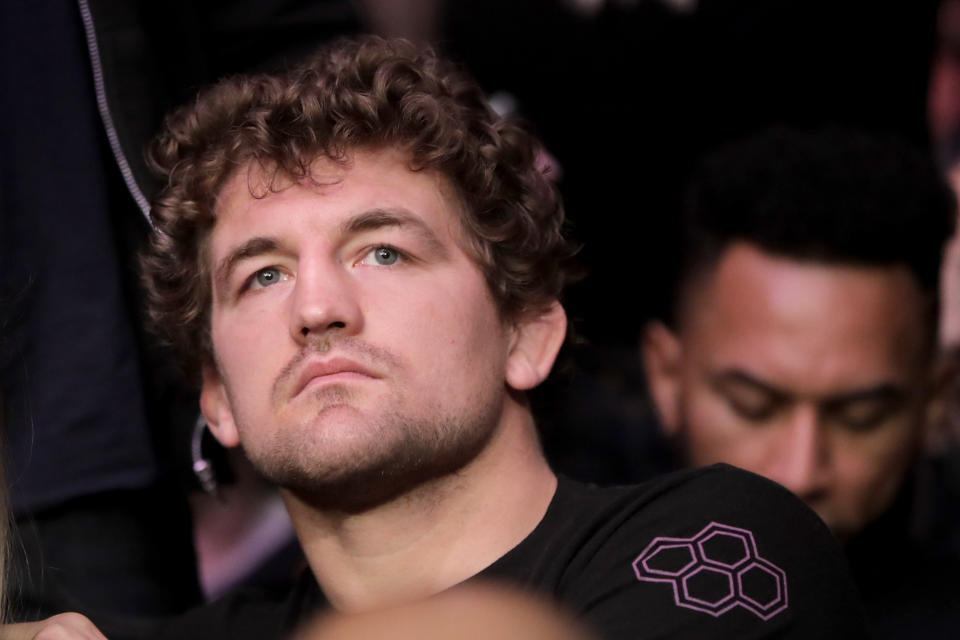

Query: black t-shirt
845,461,960,639
135,465,867,639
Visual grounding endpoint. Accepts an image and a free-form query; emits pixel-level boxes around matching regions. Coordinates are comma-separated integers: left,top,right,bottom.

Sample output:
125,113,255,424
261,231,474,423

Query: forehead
210,148,467,252
680,242,930,391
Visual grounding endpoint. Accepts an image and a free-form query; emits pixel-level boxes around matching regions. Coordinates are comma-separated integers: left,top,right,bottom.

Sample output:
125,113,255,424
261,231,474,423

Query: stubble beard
239,382,504,514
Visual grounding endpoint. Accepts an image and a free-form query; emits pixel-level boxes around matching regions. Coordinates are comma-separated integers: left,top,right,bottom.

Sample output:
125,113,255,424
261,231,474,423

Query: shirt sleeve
556,465,869,639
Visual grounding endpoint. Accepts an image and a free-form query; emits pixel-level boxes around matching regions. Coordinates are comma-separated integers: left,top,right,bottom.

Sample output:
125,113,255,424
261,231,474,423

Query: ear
200,364,241,448
505,301,567,391
922,349,958,455
641,320,684,437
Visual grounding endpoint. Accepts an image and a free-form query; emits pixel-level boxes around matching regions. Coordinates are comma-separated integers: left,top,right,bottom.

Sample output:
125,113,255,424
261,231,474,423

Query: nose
768,405,831,500
288,257,364,343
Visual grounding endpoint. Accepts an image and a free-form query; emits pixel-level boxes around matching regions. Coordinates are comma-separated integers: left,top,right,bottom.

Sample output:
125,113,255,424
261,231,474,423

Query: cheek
212,305,289,388
398,270,503,345
401,285,506,394
832,424,920,494
439,298,503,362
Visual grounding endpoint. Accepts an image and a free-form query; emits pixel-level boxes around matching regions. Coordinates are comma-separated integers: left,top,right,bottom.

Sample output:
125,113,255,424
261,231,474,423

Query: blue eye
371,246,399,265
254,267,282,287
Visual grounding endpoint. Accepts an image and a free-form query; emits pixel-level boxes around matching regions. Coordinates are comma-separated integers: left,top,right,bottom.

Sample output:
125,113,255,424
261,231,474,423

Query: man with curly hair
134,36,866,640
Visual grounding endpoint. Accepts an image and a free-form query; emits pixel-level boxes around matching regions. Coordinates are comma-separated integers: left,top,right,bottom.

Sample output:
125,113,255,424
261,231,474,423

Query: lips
291,357,379,397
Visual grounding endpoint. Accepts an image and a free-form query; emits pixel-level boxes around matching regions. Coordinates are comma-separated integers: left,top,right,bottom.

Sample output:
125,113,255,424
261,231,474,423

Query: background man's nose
768,405,831,500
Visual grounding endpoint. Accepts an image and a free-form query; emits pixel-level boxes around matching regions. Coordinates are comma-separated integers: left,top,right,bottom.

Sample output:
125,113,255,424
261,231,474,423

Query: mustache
272,335,402,399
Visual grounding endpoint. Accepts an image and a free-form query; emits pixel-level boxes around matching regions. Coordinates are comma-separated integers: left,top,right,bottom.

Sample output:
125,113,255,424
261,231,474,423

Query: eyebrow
341,207,447,255
712,370,790,401
214,236,281,293
819,384,907,409
712,368,907,406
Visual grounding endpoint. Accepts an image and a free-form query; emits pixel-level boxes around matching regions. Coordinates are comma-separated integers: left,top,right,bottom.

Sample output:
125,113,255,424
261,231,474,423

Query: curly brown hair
141,35,578,380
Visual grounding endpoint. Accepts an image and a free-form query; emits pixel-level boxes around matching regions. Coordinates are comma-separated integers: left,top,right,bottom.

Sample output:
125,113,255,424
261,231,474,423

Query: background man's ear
641,321,683,437
505,301,567,391
200,365,241,448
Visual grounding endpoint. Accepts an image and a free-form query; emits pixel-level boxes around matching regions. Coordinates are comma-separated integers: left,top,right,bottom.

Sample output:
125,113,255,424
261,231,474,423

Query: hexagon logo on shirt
632,522,788,620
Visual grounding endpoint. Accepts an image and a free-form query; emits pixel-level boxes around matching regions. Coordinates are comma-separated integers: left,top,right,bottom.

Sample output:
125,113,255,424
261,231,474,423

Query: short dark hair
674,126,956,337
141,36,578,380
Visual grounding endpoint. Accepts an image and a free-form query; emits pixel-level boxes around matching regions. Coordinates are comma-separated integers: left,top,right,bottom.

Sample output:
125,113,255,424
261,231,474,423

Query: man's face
200,148,537,509
644,243,938,540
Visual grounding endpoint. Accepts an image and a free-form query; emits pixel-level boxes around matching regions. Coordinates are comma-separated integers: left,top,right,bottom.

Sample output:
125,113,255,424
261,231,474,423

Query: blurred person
126,36,867,640
940,165,960,349
930,0,960,164
0,0,204,621
0,396,108,639
932,163,960,453
643,126,960,638
295,582,597,640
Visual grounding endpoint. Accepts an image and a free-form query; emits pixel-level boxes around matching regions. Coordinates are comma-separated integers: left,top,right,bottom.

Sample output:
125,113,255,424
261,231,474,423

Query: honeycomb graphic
632,522,788,620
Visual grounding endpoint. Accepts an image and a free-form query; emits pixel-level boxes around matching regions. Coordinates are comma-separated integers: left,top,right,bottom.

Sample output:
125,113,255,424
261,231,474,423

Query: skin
929,0,960,148
643,242,947,541
939,163,960,348
201,147,566,610
0,614,108,640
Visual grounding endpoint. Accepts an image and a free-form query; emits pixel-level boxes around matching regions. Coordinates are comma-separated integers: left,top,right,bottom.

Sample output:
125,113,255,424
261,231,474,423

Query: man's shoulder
548,463,830,546
486,464,868,639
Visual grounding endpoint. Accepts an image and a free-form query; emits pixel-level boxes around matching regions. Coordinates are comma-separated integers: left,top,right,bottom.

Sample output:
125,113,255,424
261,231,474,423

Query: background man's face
200,148,516,509
645,242,936,540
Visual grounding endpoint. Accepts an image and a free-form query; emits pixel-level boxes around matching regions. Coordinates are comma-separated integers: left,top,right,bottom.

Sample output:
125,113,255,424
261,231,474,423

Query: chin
280,460,456,513
816,510,865,543
247,411,499,513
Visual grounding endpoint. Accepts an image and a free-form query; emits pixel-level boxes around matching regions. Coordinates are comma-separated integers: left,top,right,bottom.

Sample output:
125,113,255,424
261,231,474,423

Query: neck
281,396,557,612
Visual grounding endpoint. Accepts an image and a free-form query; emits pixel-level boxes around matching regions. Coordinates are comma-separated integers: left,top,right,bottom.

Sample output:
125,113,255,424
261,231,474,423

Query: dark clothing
846,459,960,639
0,0,201,618
133,466,868,640
0,0,158,517
0,0,203,618
10,488,201,621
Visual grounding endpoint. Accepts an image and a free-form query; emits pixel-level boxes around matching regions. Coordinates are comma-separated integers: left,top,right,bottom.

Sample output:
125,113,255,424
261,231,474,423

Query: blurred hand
0,613,108,640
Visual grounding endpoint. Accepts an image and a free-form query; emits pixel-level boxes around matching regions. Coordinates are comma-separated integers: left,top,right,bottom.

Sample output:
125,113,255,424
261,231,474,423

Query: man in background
643,126,960,638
